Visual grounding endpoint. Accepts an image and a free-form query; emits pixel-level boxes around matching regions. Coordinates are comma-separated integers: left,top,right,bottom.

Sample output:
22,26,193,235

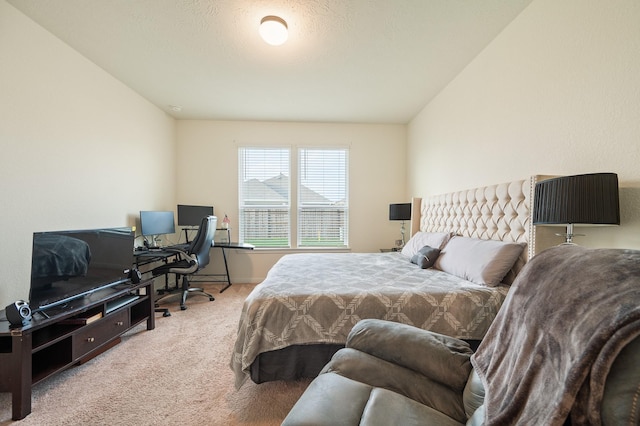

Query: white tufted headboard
410,176,553,283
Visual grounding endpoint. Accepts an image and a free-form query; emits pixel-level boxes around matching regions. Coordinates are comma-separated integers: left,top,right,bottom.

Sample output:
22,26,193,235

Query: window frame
238,146,349,249
238,146,292,248
297,147,349,248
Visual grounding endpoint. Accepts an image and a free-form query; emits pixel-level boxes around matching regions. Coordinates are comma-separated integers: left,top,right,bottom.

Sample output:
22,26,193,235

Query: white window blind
238,147,290,248
298,148,349,248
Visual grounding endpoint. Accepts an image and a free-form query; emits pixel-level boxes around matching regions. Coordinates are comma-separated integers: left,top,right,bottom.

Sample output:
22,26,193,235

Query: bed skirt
250,344,344,383
248,340,481,383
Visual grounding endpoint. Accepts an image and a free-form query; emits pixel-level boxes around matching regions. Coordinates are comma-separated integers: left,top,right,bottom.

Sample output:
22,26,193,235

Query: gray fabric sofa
282,246,640,425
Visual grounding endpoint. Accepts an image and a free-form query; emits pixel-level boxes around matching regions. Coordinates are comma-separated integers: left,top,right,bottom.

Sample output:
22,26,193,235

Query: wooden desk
191,242,255,293
133,242,255,294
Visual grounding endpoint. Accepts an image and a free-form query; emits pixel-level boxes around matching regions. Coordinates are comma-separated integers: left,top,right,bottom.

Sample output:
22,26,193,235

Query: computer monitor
139,211,175,237
177,205,214,227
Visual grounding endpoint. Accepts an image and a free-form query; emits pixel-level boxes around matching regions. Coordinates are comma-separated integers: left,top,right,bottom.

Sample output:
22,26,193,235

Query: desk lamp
389,203,412,247
532,173,620,244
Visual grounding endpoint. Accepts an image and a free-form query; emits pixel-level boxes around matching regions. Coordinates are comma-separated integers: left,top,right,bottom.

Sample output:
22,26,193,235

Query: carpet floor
0,283,310,425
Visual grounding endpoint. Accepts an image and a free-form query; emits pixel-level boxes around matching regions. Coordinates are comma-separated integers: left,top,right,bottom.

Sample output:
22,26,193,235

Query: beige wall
407,0,640,250
0,1,177,307
5,0,639,307
175,120,407,282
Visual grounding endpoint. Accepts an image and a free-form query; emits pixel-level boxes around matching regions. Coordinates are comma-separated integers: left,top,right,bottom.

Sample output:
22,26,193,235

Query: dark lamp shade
532,173,620,225
389,203,411,221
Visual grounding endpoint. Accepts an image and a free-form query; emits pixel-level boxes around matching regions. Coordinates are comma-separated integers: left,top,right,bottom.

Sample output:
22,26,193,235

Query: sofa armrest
601,335,640,424
346,319,474,391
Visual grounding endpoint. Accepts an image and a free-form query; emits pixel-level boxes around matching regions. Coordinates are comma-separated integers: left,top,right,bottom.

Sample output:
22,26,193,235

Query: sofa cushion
324,348,468,423
361,387,462,426
281,373,373,426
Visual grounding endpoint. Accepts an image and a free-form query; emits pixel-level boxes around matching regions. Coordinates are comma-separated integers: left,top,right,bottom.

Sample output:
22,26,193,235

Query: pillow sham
434,236,526,287
401,231,453,258
410,245,441,269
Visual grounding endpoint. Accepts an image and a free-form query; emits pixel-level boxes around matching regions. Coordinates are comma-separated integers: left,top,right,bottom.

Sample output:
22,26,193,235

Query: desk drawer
72,310,129,360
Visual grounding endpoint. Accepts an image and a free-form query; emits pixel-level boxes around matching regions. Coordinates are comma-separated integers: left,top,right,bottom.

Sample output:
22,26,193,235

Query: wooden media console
0,279,155,420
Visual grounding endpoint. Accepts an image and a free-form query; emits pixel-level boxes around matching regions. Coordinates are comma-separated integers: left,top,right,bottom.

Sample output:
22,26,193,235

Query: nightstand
379,247,402,253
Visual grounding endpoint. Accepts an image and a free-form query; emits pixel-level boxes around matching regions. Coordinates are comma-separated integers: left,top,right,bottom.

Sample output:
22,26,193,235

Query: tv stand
0,279,155,420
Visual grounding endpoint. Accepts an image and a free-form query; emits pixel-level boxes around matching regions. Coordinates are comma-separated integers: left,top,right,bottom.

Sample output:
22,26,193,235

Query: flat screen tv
29,227,135,312
177,204,214,227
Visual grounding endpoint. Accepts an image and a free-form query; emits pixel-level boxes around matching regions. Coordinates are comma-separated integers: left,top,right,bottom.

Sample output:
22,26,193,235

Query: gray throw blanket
471,245,640,425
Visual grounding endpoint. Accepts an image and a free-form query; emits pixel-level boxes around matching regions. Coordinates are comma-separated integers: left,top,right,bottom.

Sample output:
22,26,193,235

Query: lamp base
400,221,406,247
555,224,584,245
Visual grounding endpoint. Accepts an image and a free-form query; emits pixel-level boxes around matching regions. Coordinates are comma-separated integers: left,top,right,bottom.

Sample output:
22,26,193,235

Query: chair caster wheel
163,311,171,317
209,297,215,301
180,305,187,310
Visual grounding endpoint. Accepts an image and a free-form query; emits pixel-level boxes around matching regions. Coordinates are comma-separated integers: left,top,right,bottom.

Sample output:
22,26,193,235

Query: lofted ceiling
9,0,533,123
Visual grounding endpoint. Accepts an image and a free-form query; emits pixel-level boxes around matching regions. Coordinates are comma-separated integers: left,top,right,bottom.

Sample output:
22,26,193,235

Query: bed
231,176,550,388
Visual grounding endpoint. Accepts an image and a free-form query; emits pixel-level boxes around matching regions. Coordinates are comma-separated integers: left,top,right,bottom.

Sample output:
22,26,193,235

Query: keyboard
166,243,190,251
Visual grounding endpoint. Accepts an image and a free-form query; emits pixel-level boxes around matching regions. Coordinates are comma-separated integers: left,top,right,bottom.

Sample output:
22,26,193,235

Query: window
238,147,349,248
298,148,348,247
238,148,290,248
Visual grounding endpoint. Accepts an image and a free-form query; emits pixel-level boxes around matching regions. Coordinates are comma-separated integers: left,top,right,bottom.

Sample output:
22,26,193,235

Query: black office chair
152,215,217,310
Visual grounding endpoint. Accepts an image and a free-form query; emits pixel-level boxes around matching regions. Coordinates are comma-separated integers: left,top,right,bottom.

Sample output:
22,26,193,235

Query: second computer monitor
140,210,176,237
177,205,214,227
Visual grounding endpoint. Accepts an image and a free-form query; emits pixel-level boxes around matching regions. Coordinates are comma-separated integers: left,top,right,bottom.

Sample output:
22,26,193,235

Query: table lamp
389,203,411,247
532,172,620,244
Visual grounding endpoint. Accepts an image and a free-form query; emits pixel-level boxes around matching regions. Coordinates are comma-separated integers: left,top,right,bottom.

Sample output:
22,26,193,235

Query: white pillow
434,236,526,287
401,231,453,257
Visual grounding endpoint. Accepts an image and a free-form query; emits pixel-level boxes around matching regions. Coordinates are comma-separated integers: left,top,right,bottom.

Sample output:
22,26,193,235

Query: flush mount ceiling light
259,15,288,46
